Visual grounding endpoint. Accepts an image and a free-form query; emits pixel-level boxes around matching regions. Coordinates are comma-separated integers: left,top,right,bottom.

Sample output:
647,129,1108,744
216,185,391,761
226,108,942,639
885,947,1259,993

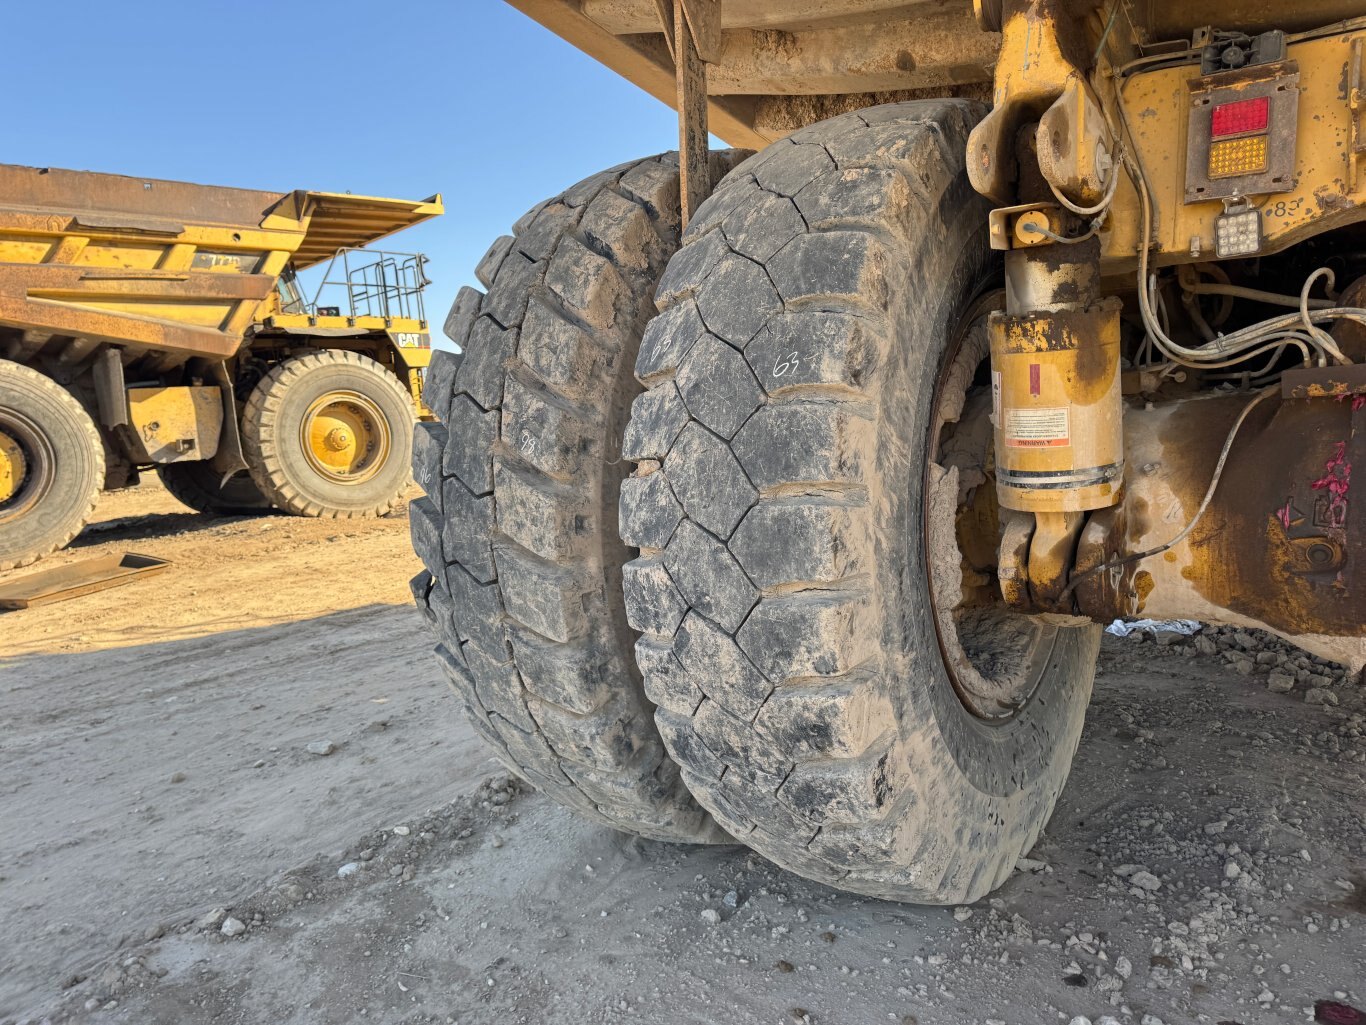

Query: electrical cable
1019,220,1102,245
1049,159,1122,218
1180,280,1335,310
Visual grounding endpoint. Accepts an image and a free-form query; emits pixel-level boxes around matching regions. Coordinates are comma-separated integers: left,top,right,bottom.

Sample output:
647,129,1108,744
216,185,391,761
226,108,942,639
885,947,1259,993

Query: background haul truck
413,0,1366,904
0,165,441,571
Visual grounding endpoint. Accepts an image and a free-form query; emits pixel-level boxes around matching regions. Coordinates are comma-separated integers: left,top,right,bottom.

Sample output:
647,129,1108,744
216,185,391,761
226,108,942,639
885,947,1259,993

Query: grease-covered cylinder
989,298,1124,512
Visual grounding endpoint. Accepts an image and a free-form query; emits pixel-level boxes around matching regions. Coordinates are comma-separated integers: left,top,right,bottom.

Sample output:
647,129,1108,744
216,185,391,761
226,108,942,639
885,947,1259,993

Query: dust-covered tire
156,462,273,514
620,103,1099,902
242,350,414,518
409,154,743,843
0,360,103,572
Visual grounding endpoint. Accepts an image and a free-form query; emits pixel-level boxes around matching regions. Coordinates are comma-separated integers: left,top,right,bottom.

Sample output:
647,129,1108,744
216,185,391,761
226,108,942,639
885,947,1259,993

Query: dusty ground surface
1,480,1362,1025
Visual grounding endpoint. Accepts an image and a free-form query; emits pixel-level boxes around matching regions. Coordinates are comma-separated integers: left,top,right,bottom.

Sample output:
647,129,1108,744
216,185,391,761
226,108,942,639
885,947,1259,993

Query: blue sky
7,1,681,345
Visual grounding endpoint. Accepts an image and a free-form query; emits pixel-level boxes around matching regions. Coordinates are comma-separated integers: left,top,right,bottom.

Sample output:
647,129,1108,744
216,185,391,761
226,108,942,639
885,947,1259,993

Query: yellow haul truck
409,1,1365,904
0,164,441,570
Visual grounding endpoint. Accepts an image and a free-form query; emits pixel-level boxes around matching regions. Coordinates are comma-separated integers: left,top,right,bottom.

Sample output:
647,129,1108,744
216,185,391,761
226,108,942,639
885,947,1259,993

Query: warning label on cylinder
1004,406,1070,448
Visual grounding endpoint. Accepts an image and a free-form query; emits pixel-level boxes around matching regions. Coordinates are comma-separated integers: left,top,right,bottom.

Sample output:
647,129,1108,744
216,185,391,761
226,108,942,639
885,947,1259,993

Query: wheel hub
323,427,352,452
0,405,56,527
924,298,1059,721
300,390,390,485
0,428,26,506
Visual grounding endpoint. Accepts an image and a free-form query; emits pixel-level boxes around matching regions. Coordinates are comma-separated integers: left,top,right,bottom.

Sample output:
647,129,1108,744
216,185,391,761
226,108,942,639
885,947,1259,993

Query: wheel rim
923,292,1062,722
298,390,391,485
0,428,26,505
0,409,54,526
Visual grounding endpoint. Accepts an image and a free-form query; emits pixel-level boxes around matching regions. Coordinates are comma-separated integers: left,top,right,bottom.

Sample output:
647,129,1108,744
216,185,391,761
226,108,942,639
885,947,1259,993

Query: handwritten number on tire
773,351,801,378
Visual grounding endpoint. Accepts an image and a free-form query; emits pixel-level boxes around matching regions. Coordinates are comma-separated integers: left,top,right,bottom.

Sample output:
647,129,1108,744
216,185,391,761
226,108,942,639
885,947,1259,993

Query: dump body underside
509,1,1366,146
0,164,441,365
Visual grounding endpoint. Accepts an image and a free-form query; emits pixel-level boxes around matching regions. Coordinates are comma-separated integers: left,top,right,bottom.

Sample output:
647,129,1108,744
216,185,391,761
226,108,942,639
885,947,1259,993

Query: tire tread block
619,471,683,551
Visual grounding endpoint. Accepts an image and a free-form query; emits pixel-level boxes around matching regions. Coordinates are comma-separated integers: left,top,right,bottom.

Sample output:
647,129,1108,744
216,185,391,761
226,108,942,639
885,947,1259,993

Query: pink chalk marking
1310,440,1351,526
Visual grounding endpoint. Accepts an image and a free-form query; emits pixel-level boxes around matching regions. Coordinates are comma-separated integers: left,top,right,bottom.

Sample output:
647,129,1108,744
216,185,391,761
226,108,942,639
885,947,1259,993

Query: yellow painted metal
0,163,442,362
0,428,25,504
966,2,1087,206
125,386,224,465
1104,29,1366,270
300,390,391,485
989,303,1124,513
259,190,444,270
264,313,431,340
965,6,1366,271
1037,77,1115,205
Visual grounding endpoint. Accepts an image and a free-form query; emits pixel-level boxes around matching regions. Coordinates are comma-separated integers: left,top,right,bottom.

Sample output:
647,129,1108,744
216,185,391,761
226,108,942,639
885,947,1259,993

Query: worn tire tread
411,154,747,844
621,104,1097,902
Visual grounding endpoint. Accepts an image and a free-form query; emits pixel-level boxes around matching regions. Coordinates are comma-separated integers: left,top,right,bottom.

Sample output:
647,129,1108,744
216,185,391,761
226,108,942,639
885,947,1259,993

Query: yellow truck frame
0,163,442,570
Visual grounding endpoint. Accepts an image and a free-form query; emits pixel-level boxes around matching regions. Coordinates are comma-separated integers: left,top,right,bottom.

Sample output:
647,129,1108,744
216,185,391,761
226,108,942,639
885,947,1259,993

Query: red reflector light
1211,96,1270,138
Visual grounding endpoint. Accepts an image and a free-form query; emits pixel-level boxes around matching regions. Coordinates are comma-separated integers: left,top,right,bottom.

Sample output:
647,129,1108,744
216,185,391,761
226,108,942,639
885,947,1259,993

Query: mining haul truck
409,0,1365,903
0,164,442,571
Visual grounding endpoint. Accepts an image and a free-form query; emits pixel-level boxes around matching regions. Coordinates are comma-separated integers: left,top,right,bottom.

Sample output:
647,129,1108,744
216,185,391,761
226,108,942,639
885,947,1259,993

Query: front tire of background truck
241,350,415,518
621,103,1100,903
0,359,104,572
156,461,273,515
408,153,743,844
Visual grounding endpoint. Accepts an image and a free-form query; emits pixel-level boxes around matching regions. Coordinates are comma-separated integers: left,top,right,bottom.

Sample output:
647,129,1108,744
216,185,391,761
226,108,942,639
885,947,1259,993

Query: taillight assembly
1184,64,1298,205
1208,96,1272,179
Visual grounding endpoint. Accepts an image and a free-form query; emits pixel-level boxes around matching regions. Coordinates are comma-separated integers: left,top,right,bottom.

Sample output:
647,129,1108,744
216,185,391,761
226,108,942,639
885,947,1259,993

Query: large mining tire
619,103,1100,903
0,360,104,572
409,153,743,844
157,462,273,514
241,350,414,518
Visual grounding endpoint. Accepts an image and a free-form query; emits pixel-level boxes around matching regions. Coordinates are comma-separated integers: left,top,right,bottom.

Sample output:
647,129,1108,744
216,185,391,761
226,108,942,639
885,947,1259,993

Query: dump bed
0,164,441,363
506,0,1366,148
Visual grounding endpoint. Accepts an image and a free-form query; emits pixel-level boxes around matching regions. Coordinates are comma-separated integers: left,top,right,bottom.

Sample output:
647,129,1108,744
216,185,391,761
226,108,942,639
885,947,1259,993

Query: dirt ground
1,480,1362,1025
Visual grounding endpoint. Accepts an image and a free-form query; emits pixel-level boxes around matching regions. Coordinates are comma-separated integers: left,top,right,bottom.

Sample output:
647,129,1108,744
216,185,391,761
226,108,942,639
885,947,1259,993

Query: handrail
303,246,430,323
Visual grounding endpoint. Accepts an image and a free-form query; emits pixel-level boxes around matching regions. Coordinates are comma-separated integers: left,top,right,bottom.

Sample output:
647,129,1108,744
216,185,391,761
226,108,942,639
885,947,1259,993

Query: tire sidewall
256,356,413,515
0,365,101,566
158,461,272,514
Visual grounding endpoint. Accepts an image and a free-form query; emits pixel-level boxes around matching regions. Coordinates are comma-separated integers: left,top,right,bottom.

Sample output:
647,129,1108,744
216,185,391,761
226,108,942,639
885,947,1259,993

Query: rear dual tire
620,103,1099,902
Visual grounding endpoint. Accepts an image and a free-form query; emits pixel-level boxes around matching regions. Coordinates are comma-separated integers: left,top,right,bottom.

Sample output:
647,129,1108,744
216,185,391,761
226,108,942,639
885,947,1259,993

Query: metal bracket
92,348,129,429
1184,62,1299,204
1281,363,1366,400
656,0,719,227
208,360,249,476
1351,38,1366,192
997,511,1035,611
988,202,1064,251
655,0,722,64
1026,510,1086,611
